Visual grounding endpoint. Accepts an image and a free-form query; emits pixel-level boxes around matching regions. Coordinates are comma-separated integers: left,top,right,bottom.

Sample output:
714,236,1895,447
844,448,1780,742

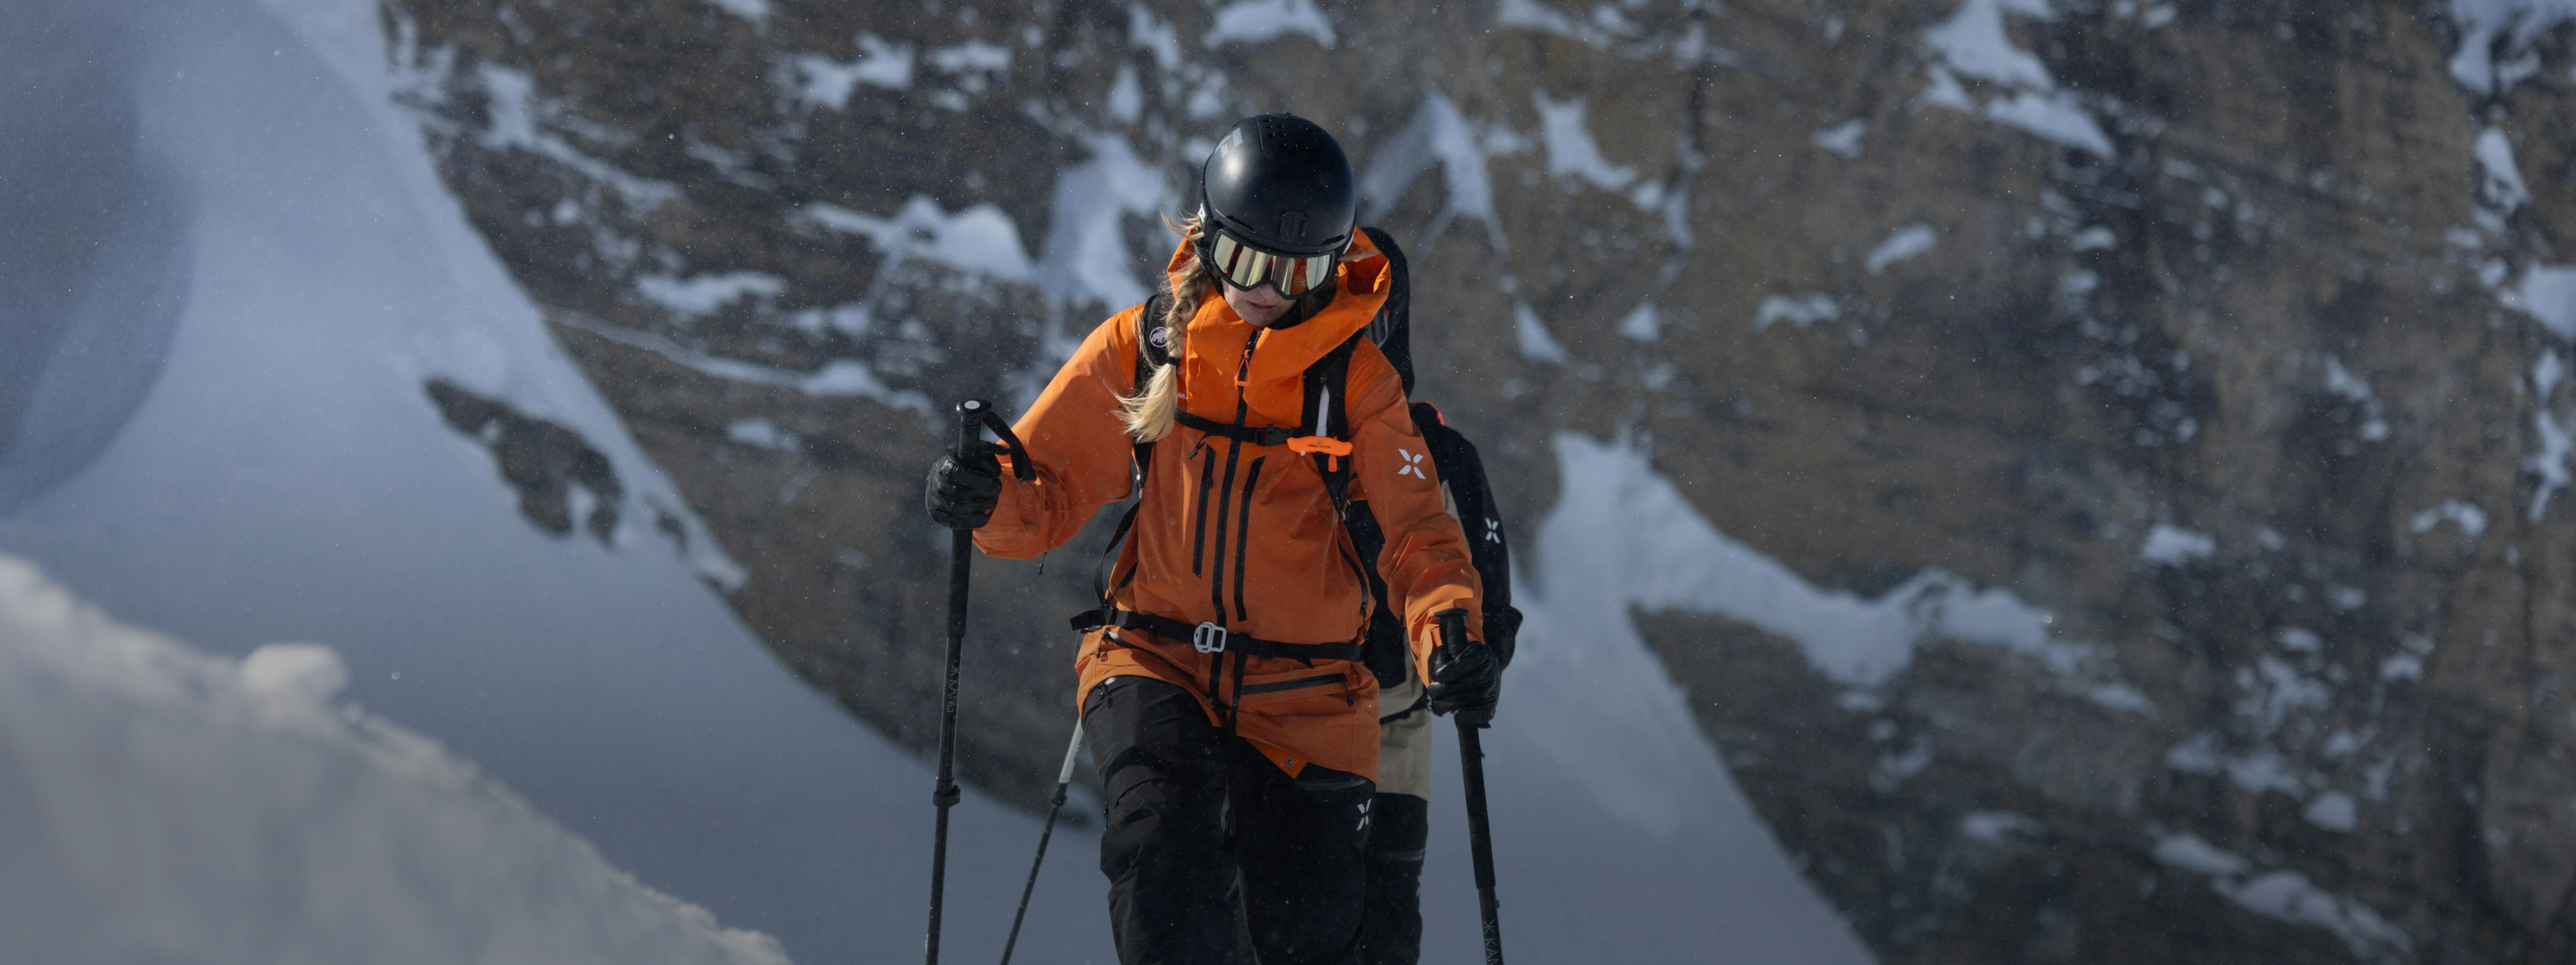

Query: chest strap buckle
1193,622,1230,654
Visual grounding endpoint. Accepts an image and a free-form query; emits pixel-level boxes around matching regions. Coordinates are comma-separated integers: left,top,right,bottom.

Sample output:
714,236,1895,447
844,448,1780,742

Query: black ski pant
1358,791,1428,965
1084,675,1374,965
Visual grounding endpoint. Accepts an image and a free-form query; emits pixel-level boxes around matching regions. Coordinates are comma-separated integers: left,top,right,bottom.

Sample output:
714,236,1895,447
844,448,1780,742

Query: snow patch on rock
1958,810,2043,843
2409,499,2489,540
700,0,769,25
1537,433,2139,705
2476,127,2533,212
2136,523,2216,566
1755,294,1841,331
553,312,934,419
1495,0,1624,48
2304,791,2359,832
2527,353,2576,521
724,417,798,451
2506,264,2576,339
472,63,680,211
2446,0,2576,94
1917,0,2115,158
1515,302,1572,365
1359,88,1513,250
1811,119,1867,159
1865,223,1938,275
1619,302,1662,342
1106,63,1143,122
787,33,914,109
635,272,788,318
800,195,1036,282
1204,0,1337,47
1038,132,1171,309
1925,0,2057,89
2153,832,2410,958
1982,90,2114,157
1535,91,1638,192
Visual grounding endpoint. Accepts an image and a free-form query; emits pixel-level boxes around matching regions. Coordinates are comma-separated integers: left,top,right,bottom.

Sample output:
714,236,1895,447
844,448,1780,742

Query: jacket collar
1160,231,1392,385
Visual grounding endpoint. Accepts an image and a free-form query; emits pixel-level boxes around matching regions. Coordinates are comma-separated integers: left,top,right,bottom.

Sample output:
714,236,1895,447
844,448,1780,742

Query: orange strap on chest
1289,435,1353,471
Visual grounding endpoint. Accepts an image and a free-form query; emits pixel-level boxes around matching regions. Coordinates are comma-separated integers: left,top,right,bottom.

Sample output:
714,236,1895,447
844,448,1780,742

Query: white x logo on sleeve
1396,447,1428,479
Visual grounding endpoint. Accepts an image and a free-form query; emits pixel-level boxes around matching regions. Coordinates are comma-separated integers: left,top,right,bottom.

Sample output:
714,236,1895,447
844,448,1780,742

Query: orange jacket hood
1160,233,1393,429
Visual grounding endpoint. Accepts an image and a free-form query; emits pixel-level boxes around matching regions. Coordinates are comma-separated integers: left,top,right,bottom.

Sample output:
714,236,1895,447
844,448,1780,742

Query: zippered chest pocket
1236,667,1355,716
1240,673,1345,697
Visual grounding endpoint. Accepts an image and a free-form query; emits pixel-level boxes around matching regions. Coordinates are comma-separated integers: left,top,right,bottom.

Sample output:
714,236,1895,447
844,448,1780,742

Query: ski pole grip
954,399,989,461
955,398,1036,482
1436,609,1469,652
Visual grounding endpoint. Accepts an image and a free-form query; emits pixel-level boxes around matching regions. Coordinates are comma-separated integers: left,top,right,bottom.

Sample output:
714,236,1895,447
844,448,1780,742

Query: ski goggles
1206,228,1341,298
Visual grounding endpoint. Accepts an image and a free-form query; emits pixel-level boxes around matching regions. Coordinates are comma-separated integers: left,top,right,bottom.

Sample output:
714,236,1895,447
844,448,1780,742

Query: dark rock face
377,0,2576,961
427,379,626,542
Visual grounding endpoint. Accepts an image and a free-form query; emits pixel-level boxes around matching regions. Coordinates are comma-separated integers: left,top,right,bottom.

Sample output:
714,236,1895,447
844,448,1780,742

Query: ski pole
998,720,1085,965
1441,610,1505,965
924,398,1031,965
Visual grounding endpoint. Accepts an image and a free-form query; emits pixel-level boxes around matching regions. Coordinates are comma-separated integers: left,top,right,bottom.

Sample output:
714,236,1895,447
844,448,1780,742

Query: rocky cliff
377,0,2576,961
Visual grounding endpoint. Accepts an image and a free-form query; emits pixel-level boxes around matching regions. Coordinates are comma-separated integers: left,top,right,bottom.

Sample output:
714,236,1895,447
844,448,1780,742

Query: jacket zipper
1232,456,1265,622
1213,332,1267,720
1334,538,1373,628
1191,444,1214,576
1209,435,1243,620
1206,333,1262,612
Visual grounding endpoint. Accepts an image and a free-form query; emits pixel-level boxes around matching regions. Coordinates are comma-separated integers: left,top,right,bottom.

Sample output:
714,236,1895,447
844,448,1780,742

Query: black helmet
1199,114,1356,260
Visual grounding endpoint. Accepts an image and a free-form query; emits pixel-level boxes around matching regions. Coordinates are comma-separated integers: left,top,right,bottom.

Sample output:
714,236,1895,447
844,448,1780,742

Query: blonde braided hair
1118,214,1216,443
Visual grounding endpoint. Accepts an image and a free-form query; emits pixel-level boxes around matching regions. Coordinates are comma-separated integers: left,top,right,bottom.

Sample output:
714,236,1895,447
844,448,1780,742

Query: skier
924,113,1501,964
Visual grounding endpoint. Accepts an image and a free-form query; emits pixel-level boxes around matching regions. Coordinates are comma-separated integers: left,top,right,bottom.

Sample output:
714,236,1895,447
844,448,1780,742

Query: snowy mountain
16,0,2576,962
354,0,2576,962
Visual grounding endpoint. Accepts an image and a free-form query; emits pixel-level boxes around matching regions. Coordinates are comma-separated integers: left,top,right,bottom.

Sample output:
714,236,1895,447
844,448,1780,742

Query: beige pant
1376,666,1433,800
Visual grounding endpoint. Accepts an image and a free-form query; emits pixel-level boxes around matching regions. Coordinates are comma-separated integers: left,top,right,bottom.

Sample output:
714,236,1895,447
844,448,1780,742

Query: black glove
923,446,1003,529
1426,609,1499,726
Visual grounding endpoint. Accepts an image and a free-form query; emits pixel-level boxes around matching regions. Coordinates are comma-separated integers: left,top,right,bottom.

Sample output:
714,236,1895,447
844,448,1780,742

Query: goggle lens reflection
1211,231,1335,297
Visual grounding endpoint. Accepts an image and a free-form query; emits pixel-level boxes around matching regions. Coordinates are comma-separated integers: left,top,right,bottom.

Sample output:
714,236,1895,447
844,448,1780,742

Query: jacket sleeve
1343,349,1483,680
972,310,1141,561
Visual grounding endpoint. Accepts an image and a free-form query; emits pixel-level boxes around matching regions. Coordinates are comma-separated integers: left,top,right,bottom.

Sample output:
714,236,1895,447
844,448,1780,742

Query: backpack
1100,227,1522,687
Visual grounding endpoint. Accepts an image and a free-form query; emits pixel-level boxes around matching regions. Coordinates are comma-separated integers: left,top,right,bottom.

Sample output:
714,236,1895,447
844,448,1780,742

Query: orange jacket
976,233,1482,780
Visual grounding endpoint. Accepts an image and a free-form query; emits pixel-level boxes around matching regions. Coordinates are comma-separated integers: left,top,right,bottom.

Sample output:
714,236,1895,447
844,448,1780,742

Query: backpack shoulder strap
1135,292,1170,391
1299,333,1366,509
1087,295,1169,607
1131,292,1172,471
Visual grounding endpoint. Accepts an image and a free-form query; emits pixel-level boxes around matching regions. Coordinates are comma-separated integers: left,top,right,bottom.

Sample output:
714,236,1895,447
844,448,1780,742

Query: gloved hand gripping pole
1441,609,1506,965
924,399,1031,965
